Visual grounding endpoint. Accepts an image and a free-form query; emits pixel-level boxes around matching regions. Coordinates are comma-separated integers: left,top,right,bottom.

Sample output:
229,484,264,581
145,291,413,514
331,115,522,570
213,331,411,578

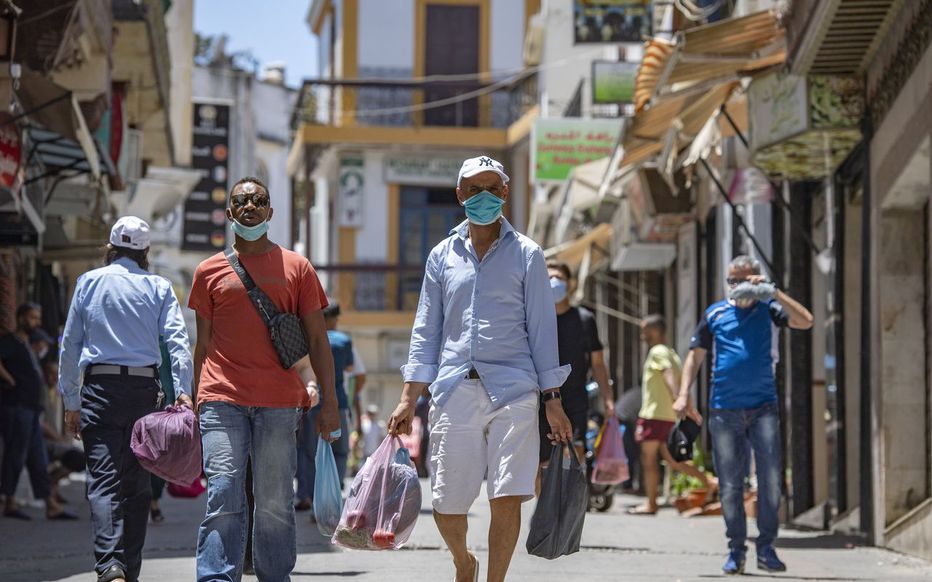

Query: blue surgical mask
463,191,505,226
550,277,568,303
231,218,269,241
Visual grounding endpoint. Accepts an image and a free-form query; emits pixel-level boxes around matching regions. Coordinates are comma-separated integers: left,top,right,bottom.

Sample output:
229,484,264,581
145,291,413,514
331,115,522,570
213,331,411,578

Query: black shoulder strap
225,247,257,291
225,248,277,327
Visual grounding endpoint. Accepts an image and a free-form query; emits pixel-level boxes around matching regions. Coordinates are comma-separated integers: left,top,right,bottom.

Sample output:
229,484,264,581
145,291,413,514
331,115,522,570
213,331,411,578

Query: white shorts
428,379,540,514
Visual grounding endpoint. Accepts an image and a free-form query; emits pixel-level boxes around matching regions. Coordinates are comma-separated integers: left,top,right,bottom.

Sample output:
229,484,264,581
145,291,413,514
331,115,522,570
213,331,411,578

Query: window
399,186,464,310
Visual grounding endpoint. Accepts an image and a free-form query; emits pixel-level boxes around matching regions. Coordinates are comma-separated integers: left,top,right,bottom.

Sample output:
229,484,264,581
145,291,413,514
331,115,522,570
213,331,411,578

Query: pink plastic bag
591,416,629,485
131,405,203,485
332,435,421,550
167,475,206,498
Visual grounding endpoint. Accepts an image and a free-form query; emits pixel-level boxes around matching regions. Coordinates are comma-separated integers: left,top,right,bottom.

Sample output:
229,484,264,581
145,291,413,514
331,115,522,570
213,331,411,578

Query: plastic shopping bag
130,405,202,485
314,436,344,536
526,443,588,559
167,475,206,498
591,415,629,485
332,435,421,550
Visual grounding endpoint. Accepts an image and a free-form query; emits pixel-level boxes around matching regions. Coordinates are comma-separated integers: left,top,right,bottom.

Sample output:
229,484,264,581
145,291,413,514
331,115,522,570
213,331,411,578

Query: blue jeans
295,408,350,501
196,403,303,582
709,401,782,551
0,405,51,500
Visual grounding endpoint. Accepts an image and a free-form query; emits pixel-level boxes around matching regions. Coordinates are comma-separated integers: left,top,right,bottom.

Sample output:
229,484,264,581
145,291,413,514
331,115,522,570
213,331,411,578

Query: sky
193,0,319,87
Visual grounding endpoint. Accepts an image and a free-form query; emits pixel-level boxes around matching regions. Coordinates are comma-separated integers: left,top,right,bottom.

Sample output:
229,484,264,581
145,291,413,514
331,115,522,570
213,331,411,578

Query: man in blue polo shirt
676,255,813,576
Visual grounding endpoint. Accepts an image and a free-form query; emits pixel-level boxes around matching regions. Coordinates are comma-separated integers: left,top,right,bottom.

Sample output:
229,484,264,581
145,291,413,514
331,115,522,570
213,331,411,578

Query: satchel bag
225,248,308,369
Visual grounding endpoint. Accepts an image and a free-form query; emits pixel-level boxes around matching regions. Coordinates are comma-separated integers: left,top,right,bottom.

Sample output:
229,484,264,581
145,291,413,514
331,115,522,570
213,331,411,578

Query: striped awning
635,10,786,111
606,10,786,179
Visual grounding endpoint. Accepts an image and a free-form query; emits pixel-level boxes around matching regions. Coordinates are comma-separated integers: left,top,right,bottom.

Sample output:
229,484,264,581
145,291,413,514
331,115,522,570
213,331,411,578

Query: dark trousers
1,405,51,500
81,375,160,580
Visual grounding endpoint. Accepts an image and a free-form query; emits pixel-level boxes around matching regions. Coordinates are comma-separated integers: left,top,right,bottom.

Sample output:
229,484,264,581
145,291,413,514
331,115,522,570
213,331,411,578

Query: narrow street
3,479,930,582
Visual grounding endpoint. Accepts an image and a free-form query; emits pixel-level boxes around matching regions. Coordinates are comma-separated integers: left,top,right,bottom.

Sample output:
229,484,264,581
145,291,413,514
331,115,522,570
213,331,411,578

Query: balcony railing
316,264,426,312
291,71,538,130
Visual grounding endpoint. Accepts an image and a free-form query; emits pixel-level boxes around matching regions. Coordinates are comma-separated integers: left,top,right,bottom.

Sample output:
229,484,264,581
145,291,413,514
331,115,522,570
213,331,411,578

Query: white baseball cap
457,156,510,187
109,216,151,250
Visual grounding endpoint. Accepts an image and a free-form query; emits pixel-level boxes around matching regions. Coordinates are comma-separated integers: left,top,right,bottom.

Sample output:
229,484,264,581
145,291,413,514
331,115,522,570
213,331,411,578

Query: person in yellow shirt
629,315,711,515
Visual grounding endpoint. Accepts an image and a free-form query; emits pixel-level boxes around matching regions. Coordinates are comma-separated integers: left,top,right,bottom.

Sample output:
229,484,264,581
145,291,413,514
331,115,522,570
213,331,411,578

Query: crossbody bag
225,248,308,369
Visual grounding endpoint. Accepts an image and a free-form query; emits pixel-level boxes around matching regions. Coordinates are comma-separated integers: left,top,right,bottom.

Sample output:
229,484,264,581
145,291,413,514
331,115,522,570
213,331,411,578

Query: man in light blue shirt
59,216,192,582
388,156,572,582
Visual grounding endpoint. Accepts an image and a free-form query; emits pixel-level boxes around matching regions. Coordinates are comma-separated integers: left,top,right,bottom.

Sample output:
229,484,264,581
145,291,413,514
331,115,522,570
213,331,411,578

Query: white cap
457,156,509,187
109,216,151,250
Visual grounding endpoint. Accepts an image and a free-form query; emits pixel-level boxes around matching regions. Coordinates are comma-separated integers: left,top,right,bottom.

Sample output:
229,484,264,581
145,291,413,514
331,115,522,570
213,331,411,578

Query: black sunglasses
726,277,748,287
231,193,270,208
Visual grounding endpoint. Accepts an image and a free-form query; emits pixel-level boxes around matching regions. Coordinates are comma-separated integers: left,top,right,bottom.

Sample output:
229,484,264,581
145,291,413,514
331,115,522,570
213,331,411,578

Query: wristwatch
542,390,562,402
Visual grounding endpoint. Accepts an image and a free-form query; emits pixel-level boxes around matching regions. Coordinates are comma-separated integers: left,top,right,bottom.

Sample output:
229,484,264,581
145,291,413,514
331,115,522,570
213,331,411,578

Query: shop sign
384,156,461,186
182,102,231,251
339,157,364,228
748,73,808,153
0,113,22,192
573,1,651,44
749,73,863,179
592,60,638,104
532,118,622,183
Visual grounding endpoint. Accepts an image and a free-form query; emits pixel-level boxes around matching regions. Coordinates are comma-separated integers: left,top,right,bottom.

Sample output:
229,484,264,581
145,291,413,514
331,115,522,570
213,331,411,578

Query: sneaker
98,565,127,582
757,545,787,572
722,548,746,575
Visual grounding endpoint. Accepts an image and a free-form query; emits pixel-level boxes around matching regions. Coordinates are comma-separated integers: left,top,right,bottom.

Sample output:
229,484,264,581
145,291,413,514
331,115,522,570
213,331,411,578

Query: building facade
290,0,542,411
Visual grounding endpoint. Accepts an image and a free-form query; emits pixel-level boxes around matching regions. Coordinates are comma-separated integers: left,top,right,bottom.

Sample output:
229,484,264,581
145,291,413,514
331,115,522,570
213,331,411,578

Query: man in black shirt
539,262,615,463
0,303,76,520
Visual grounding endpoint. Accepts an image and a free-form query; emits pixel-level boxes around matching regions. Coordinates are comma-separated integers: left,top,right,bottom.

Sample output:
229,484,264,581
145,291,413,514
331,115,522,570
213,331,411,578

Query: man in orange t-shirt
188,177,340,582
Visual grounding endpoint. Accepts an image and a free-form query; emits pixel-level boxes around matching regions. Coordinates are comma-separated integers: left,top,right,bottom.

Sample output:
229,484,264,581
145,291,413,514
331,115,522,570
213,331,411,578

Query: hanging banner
182,102,231,251
532,118,622,183
0,113,22,192
573,1,651,44
339,157,364,228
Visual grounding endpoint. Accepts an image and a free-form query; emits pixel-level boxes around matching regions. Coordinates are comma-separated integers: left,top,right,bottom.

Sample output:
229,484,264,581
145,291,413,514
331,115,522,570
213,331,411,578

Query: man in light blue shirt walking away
388,156,572,582
59,216,193,582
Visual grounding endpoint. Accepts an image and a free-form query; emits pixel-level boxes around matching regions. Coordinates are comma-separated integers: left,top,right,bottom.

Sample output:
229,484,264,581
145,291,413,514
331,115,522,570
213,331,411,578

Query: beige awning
545,223,612,273
635,10,785,111
600,10,786,193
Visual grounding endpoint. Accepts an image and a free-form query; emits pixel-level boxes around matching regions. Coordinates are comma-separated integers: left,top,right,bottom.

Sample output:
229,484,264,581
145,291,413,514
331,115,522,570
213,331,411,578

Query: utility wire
310,47,607,119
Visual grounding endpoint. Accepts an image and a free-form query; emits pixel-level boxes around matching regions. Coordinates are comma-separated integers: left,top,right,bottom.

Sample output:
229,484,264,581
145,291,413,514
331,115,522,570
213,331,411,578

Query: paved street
1,479,931,582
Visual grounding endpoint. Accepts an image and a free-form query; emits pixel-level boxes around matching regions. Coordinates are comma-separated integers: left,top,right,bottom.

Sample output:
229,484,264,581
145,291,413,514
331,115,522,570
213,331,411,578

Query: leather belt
87,364,157,378
467,368,481,380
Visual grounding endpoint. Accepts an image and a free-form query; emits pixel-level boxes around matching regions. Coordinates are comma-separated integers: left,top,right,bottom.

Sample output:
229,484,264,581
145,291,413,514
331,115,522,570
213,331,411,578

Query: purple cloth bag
131,405,202,485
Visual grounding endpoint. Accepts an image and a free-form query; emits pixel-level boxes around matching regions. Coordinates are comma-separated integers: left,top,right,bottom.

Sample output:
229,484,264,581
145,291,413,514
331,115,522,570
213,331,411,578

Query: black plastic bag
667,417,701,463
526,443,588,559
